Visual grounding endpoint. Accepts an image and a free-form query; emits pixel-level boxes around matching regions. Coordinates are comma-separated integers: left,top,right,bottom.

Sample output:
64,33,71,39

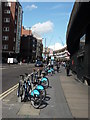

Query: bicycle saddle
20,74,24,77
20,75,24,79
25,73,28,76
37,76,41,79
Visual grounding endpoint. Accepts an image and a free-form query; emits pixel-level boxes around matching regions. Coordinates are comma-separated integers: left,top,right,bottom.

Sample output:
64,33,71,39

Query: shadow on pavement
39,96,51,109
48,86,52,88
39,100,49,109
45,95,51,101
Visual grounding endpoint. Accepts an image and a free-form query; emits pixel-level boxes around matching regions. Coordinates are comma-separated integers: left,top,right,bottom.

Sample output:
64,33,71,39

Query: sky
20,2,74,50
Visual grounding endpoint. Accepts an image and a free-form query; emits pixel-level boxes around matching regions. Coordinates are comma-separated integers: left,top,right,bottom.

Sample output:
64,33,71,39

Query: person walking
57,61,60,73
66,60,70,76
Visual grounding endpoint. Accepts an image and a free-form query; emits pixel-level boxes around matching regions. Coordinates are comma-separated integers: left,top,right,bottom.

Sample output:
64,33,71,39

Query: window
3,27,9,32
4,10,10,14
33,39,35,42
13,47,15,50
14,38,16,42
16,5,17,9
5,2,11,7
3,36,9,41
14,29,16,33
33,44,35,47
4,18,10,23
2,45,8,50
15,12,17,16
15,20,17,24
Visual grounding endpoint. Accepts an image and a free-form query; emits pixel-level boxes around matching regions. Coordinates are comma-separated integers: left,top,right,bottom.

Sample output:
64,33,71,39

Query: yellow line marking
0,83,18,100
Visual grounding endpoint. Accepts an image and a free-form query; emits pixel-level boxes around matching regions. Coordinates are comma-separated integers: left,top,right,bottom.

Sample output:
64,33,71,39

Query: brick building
2,2,23,62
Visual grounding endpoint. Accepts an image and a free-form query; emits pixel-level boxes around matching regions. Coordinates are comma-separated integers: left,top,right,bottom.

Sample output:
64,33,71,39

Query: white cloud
25,4,38,11
31,21,54,35
51,4,63,9
48,43,66,51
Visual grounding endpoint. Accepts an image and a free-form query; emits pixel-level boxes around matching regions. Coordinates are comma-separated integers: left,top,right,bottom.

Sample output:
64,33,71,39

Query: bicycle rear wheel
31,93,42,109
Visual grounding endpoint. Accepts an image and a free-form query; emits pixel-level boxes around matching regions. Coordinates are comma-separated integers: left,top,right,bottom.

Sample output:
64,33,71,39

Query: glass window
4,18,10,23
3,27,9,32
4,10,10,14
3,36,9,41
2,45,8,50
5,2,11,7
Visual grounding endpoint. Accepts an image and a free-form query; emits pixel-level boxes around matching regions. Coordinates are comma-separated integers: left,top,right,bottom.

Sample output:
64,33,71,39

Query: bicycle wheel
21,87,26,102
31,93,42,109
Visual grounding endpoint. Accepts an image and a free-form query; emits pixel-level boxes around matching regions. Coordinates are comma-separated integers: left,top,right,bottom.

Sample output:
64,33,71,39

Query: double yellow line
0,83,18,100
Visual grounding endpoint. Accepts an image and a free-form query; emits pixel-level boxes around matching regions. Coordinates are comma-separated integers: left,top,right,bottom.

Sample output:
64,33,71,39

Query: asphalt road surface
2,63,38,93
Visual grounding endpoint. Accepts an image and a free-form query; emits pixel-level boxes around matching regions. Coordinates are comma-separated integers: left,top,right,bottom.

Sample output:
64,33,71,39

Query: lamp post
27,27,31,63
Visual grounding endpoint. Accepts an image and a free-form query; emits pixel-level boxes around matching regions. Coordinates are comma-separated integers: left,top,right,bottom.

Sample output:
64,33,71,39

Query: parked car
35,60,43,67
7,58,18,64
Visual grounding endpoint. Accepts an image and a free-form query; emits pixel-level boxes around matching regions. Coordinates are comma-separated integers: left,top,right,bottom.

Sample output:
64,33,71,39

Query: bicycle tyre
31,93,42,109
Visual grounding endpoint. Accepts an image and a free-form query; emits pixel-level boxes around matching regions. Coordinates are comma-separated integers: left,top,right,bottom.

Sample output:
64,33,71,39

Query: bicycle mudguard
41,77,48,82
36,85,44,90
31,89,40,96
51,68,54,71
48,69,52,73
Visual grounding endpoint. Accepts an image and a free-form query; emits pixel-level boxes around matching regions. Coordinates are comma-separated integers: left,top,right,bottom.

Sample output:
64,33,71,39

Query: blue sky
20,2,74,50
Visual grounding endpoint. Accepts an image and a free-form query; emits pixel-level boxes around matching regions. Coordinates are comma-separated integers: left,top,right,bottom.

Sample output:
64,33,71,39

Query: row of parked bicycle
17,65,56,109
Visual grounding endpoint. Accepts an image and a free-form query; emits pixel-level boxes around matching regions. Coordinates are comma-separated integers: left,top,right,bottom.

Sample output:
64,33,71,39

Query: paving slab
17,104,40,116
71,109,88,118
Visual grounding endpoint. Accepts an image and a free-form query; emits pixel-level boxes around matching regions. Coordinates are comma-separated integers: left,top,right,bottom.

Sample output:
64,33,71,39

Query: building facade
2,2,23,62
20,35,37,63
66,2,90,85
20,27,43,62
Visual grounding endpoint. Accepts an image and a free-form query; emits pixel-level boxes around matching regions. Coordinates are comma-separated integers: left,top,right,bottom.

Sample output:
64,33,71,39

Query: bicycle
17,74,42,109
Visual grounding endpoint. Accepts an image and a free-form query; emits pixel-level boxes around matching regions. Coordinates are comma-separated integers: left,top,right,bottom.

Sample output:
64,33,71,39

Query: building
20,27,43,62
20,34,37,62
53,46,70,61
66,2,90,85
2,2,23,62
21,26,32,36
33,32,43,61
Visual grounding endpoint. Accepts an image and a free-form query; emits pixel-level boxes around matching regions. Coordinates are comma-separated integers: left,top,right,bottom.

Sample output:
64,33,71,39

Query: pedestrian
51,60,54,69
57,61,60,73
48,61,51,70
66,60,70,76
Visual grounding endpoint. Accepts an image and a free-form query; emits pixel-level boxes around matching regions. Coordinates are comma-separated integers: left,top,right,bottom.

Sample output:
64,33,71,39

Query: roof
21,26,32,36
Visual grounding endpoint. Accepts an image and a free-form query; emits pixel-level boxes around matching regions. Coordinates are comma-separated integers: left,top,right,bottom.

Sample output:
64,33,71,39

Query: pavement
1,66,89,119
60,67,88,118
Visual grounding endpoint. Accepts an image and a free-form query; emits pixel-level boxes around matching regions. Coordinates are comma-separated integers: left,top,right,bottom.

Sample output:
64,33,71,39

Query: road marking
0,68,7,70
0,83,18,100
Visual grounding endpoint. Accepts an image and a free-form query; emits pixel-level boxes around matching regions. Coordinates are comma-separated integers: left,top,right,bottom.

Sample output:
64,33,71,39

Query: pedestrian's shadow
67,74,72,77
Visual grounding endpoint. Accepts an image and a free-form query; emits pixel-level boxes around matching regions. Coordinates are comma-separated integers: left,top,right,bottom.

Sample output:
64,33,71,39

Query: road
2,63,35,93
